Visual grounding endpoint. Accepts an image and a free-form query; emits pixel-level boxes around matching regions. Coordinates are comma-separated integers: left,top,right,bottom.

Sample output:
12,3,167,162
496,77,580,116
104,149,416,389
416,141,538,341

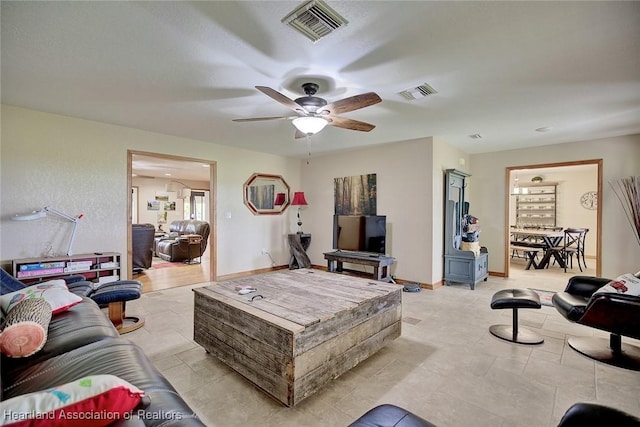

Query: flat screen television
332,215,386,255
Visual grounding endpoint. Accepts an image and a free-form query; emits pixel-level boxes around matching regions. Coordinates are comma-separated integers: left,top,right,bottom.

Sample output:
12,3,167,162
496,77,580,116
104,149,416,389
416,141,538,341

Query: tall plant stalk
610,176,640,247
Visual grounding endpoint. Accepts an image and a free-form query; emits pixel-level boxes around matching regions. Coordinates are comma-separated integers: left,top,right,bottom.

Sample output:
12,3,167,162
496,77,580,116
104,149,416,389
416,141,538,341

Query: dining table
510,228,565,269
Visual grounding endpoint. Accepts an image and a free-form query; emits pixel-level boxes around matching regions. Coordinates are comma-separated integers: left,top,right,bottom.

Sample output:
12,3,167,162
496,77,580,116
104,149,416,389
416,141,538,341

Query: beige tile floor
125,262,640,427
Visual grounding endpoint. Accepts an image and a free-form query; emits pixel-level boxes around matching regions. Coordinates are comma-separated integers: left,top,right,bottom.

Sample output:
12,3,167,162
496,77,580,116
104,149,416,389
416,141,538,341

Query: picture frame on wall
334,173,377,215
155,192,169,202
147,200,161,211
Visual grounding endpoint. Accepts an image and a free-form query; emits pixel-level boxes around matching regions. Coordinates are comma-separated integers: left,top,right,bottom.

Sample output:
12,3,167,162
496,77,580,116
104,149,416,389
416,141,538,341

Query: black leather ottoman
347,404,435,427
90,280,145,334
490,289,543,344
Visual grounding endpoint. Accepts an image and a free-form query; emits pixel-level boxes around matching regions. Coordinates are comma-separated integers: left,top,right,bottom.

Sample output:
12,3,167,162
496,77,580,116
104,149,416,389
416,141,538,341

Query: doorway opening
504,159,602,282
127,150,216,292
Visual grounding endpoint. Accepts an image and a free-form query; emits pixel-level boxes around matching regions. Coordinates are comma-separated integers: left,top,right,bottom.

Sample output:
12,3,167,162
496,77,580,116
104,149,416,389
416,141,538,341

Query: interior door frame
504,159,602,278
127,150,217,282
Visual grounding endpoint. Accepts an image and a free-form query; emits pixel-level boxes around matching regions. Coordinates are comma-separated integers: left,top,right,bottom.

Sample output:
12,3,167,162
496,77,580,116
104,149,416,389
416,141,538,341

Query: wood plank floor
134,252,211,293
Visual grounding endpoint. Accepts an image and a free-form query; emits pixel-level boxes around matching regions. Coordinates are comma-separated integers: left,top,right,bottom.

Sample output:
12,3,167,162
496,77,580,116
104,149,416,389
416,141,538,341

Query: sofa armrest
63,274,89,285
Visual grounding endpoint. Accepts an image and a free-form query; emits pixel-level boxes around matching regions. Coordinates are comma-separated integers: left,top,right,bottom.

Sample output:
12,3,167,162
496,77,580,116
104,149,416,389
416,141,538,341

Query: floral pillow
0,280,82,316
0,375,144,426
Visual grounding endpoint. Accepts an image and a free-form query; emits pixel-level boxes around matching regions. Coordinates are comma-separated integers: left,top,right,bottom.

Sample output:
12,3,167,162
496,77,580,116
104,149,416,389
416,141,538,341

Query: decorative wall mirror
243,173,290,215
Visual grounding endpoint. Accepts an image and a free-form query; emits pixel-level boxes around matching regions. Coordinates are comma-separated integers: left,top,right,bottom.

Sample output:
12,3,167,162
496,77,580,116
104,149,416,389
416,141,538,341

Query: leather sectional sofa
154,220,210,263
1,289,205,426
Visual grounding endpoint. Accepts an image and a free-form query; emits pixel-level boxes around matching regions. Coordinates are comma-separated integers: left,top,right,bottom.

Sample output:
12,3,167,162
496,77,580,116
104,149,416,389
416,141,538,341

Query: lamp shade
12,209,47,221
292,116,328,135
274,192,286,206
291,192,308,206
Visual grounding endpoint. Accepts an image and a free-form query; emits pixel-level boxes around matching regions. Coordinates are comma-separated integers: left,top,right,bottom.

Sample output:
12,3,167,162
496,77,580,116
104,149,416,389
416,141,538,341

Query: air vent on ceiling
282,0,348,43
398,83,438,101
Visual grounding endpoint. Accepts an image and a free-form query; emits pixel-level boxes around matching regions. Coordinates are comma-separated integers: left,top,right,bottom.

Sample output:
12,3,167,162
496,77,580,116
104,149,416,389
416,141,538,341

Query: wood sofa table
323,250,396,282
193,269,401,406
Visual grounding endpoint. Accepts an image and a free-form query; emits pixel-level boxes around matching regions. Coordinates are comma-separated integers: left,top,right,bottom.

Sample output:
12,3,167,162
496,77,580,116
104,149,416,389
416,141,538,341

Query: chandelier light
292,116,328,135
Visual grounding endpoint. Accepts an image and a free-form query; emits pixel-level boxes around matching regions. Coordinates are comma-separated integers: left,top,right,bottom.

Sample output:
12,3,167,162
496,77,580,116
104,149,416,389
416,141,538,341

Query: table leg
525,251,539,270
550,251,566,268
536,250,552,269
539,236,566,269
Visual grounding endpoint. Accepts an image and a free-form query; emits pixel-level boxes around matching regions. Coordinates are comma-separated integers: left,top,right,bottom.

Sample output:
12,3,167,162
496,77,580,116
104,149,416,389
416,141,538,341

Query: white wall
0,105,301,277
470,135,640,278
3,105,638,283
301,138,433,284
432,139,471,284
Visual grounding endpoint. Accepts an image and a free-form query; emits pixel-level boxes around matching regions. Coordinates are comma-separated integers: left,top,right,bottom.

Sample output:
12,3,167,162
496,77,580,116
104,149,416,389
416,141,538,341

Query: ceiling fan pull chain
306,134,312,165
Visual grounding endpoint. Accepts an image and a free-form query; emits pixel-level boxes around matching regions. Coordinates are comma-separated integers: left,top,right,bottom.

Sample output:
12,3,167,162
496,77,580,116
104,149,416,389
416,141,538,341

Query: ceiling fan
233,83,382,138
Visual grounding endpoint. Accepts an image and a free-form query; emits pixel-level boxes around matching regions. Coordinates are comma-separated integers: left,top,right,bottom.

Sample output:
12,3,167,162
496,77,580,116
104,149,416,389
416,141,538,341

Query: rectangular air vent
398,83,438,100
282,0,348,42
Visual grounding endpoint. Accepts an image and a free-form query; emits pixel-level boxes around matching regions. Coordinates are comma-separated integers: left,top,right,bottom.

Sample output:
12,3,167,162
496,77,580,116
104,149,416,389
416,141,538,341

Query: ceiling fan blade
255,86,307,115
232,116,290,122
327,116,376,132
319,92,381,115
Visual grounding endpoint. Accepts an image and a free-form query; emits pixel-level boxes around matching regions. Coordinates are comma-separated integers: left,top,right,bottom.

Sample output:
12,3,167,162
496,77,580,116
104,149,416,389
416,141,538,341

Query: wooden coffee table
193,269,402,406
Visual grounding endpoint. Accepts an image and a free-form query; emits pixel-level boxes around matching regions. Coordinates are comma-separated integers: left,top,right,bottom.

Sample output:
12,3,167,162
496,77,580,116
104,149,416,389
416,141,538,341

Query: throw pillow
0,268,26,296
594,273,640,297
0,280,82,316
0,298,52,358
0,374,144,427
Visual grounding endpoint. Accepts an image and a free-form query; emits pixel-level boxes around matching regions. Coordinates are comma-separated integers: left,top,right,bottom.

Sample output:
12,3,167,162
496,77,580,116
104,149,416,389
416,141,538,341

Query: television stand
323,251,395,282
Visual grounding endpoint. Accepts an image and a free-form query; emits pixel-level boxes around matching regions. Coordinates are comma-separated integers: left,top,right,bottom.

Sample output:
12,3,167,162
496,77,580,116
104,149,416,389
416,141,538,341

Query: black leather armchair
347,402,640,426
558,402,640,426
552,274,640,370
132,223,155,272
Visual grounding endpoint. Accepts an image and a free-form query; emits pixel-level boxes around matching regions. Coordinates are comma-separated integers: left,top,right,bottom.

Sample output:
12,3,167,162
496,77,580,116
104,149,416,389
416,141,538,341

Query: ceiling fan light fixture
292,116,328,135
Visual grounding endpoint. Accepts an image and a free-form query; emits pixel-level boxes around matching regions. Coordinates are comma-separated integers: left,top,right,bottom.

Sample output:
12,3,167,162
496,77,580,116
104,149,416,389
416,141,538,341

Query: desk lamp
12,207,83,256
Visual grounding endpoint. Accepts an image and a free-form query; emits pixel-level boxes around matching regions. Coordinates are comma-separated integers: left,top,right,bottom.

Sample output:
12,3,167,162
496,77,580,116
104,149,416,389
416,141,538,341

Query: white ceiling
2,1,639,163
132,154,211,182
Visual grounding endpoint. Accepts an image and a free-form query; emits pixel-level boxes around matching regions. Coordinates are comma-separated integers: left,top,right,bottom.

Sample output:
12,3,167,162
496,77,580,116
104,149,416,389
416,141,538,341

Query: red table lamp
274,192,286,206
291,192,308,233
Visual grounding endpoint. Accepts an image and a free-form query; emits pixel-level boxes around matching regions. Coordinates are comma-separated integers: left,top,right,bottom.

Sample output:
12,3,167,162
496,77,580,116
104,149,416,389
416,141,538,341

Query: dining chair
575,228,589,270
548,228,587,272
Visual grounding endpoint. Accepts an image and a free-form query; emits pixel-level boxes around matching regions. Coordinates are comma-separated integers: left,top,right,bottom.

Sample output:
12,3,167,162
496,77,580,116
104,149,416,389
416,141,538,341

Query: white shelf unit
12,252,121,285
515,182,557,228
